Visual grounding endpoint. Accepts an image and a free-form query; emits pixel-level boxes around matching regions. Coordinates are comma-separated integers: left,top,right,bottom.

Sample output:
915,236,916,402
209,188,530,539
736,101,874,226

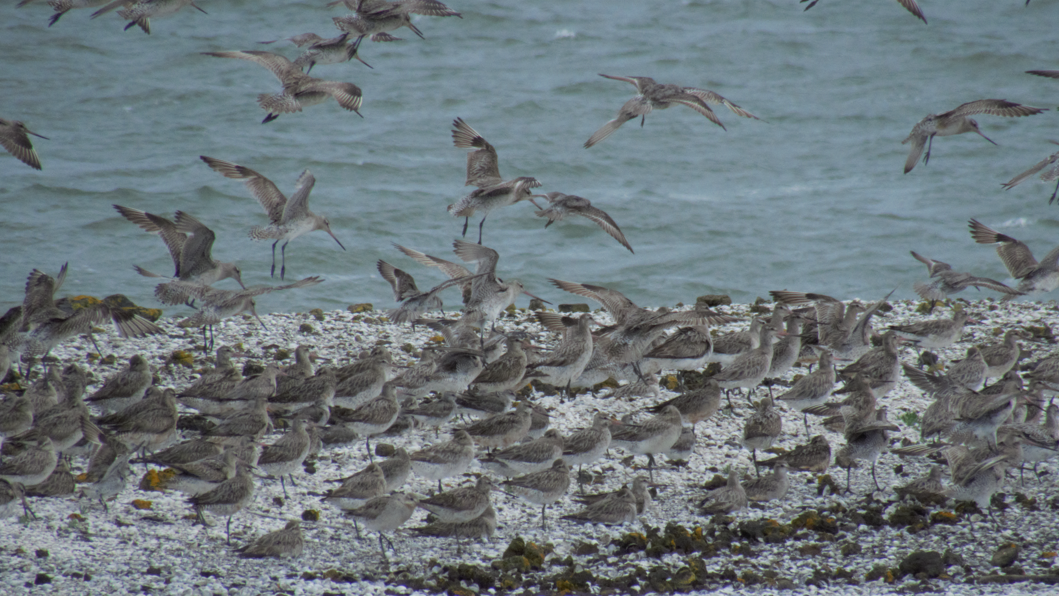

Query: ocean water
2,0,1058,317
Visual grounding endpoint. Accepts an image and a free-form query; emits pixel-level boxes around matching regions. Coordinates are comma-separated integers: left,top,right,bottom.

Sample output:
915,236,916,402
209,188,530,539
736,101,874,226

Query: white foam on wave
553,29,576,39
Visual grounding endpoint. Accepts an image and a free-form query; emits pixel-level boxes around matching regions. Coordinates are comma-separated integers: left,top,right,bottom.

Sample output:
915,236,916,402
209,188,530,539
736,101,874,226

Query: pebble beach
3,296,1059,595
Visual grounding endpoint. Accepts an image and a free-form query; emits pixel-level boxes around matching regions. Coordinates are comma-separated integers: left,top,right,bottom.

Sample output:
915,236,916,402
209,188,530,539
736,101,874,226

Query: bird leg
461,217,469,237
19,487,36,520
365,437,374,462
870,461,880,492
270,240,279,278
288,473,298,487
923,134,935,165
1051,179,1059,205
280,476,289,499
802,413,810,438
226,516,233,545
352,517,362,539
477,216,487,244
751,449,760,477
280,241,289,280
540,504,548,530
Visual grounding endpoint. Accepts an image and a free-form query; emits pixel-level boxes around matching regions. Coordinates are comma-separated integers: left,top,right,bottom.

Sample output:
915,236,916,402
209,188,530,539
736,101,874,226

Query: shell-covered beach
3,295,1059,595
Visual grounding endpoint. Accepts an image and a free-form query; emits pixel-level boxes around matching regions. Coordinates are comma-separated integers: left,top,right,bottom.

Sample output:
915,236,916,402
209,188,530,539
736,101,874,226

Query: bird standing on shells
202,51,363,123
201,156,345,279
902,99,1045,174
154,276,323,350
0,118,47,170
698,469,748,514
235,520,304,559
585,73,760,148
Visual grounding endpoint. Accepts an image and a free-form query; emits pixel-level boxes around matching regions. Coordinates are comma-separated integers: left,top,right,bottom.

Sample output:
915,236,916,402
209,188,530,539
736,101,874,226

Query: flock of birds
2,0,1059,572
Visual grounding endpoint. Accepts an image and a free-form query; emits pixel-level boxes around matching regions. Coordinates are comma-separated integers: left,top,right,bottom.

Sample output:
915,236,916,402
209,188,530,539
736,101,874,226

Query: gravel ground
2,297,1059,595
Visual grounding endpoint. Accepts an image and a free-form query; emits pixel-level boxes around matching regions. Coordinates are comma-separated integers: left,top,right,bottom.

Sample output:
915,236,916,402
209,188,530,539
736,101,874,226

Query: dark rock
35,549,48,558
888,504,929,532
34,574,52,585
528,298,545,311
942,548,964,568
348,303,373,313
145,566,163,576
899,550,945,578
696,294,731,307
558,303,590,313
572,541,598,556
798,544,824,556
841,542,863,557
242,361,266,377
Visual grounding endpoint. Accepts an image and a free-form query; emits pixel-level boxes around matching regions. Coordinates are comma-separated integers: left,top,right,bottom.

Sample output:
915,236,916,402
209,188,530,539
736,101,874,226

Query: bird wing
114,205,187,275
945,99,1046,119
377,259,420,301
683,88,760,120
281,170,316,223
452,118,502,187
584,96,648,148
452,239,500,276
910,250,951,276
401,0,461,17
200,156,288,224
571,202,634,254
670,95,726,130
394,244,473,280
304,80,364,115
203,50,301,84
896,0,927,23
0,124,42,170
967,219,1038,279
903,132,928,174
240,276,325,298
172,211,218,278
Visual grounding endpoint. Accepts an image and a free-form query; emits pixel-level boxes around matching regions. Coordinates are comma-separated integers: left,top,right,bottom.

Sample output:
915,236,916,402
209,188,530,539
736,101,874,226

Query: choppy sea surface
2,0,1059,316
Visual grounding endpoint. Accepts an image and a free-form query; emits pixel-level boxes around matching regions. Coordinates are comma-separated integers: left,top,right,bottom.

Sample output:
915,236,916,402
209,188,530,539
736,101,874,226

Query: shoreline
3,297,1059,595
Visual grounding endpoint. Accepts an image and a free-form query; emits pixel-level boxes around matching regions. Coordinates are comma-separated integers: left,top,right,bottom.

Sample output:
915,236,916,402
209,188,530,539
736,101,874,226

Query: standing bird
1002,141,1059,204
202,51,363,123
0,118,47,170
742,397,782,475
114,205,245,298
902,99,1045,174
235,520,304,559
585,74,759,148
155,277,324,350
969,218,1059,298
533,192,634,253
201,156,345,279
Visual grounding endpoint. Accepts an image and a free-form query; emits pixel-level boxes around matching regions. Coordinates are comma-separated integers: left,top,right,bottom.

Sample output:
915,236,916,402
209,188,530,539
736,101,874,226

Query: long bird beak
249,301,268,330
328,230,347,251
191,1,207,14
27,128,48,140
408,23,425,39
975,129,998,146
